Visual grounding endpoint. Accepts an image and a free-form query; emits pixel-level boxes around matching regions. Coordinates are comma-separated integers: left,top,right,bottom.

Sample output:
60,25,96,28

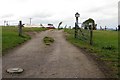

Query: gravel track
2,30,105,78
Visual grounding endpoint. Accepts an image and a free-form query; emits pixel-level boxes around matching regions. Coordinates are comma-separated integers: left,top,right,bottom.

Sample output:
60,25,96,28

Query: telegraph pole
29,18,32,25
6,21,8,26
4,20,6,26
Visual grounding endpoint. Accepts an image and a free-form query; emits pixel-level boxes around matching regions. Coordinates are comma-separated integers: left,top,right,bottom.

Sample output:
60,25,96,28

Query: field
2,26,47,54
64,29,118,77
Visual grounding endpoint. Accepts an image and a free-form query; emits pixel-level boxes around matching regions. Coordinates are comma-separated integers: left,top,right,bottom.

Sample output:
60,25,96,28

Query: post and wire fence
74,12,93,45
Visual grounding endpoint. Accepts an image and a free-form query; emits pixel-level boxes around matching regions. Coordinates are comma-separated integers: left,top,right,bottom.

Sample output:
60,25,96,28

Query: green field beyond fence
78,28,90,43
2,26,47,54
64,29,118,77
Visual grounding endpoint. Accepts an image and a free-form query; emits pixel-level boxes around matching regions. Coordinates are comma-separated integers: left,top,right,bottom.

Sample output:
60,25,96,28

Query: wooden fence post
18,21,23,36
90,25,93,45
75,23,78,38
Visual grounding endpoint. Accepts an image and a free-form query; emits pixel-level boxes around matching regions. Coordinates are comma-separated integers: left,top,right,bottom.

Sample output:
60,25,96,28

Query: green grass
2,26,47,54
43,36,54,45
23,27,47,32
64,29,118,77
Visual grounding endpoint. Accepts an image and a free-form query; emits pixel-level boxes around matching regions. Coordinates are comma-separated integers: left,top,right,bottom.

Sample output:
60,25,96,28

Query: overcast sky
0,0,119,28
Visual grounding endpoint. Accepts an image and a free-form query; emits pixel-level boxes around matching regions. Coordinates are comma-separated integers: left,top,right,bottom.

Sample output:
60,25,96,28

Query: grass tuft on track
43,36,54,45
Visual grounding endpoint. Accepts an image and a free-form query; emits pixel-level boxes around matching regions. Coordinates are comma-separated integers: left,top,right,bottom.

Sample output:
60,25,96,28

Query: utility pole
29,18,32,25
105,26,107,31
6,21,8,26
4,20,6,26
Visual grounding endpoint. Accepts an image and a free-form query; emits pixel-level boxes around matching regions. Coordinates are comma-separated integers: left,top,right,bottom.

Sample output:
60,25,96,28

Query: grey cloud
32,18,60,24
88,7,104,13
88,3,117,13
27,17,66,27
19,13,53,25
12,0,29,3
118,1,120,25
28,13,53,19
0,14,14,19
96,16,117,28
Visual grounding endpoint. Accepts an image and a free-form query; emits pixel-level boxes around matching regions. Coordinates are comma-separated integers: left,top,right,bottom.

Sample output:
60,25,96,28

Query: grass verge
2,26,47,54
64,29,118,77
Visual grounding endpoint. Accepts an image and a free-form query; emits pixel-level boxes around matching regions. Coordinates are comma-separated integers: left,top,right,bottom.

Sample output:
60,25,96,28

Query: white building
24,24,43,27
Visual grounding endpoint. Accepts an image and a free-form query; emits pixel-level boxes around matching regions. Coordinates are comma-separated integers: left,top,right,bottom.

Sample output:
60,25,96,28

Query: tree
82,18,97,30
58,22,62,29
118,25,120,31
105,26,107,30
40,24,43,26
